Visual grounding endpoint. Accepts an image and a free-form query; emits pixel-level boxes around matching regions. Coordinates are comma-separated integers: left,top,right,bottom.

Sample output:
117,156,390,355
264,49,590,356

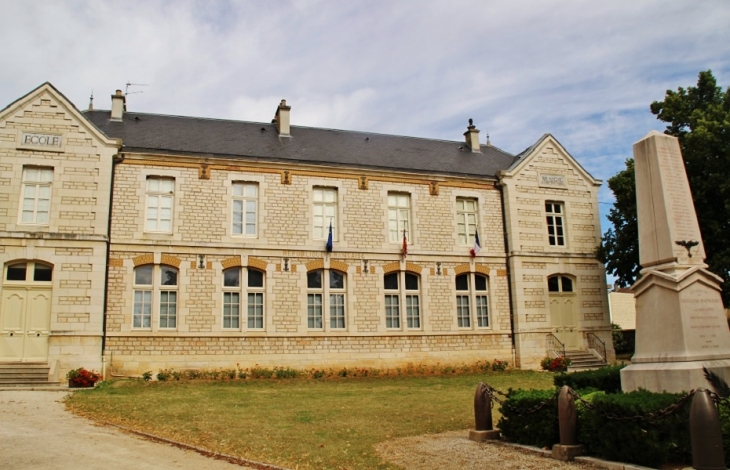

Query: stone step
0,362,54,386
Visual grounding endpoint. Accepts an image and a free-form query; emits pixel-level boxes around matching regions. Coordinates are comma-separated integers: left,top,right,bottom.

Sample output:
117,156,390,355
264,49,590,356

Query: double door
0,287,52,361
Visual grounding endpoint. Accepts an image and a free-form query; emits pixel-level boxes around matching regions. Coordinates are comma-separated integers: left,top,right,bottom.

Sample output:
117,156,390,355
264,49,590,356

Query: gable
498,134,601,189
0,82,119,153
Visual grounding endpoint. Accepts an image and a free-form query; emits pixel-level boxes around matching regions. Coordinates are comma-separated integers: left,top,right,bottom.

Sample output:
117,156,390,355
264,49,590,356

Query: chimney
111,89,126,121
274,99,291,136
463,119,481,152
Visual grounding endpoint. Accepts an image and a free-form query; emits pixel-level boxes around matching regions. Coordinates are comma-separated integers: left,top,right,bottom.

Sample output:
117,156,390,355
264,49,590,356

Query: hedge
553,364,625,393
496,388,559,448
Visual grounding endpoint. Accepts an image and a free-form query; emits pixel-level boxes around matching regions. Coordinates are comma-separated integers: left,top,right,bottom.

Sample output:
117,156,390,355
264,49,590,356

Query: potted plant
67,367,101,388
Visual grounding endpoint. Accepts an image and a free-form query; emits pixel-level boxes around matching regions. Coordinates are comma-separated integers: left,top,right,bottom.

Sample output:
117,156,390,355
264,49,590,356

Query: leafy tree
596,159,639,287
599,70,730,304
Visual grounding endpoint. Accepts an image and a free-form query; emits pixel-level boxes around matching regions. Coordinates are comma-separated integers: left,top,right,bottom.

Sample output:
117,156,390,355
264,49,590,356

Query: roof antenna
125,82,148,112
88,90,94,111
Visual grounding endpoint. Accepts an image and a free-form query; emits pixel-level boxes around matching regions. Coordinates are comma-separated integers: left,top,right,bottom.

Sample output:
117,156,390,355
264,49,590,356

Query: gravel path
0,390,250,470
375,430,603,470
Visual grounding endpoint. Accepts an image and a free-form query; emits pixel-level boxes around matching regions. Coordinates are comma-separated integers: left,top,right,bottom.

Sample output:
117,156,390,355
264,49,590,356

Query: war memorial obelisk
621,131,730,393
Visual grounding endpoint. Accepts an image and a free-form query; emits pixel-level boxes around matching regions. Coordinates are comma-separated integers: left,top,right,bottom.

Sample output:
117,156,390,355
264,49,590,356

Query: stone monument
621,131,730,393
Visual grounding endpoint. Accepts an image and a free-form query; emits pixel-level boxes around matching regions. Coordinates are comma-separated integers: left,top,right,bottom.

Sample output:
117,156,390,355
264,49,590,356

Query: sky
2,0,729,271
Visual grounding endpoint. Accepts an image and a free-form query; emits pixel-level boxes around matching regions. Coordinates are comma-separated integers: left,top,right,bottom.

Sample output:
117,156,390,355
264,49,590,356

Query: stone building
0,83,614,380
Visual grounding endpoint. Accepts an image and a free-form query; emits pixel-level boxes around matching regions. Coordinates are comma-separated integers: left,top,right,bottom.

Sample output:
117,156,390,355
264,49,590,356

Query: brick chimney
274,99,291,136
464,119,481,153
111,90,126,121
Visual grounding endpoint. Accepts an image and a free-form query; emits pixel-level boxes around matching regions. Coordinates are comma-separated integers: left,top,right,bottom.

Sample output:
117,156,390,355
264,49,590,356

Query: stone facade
0,84,118,378
499,136,615,368
0,83,615,379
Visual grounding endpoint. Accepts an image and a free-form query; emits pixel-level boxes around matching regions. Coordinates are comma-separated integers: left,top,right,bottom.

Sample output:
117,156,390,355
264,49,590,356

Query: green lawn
66,371,554,470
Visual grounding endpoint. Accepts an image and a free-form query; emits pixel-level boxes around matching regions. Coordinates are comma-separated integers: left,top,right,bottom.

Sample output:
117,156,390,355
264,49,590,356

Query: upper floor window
146,177,174,233
222,267,265,330
545,202,565,246
5,261,53,282
384,271,420,329
456,198,478,246
307,269,346,330
133,264,178,329
232,182,258,237
313,187,337,240
20,166,53,225
455,273,489,328
388,193,411,243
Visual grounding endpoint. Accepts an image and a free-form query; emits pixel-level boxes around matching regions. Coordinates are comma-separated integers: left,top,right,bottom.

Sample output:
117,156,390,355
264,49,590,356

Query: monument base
551,444,583,461
621,359,730,393
468,429,500,442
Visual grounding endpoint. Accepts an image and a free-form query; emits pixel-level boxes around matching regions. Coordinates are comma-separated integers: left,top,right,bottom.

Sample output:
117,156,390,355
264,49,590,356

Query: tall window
455,273,489,328
313,187,337,240
545,202,565,246
232,182,258,236
20,166,53,225
456,198,478,246
307,269,346,329
133,264,178,329
222,267,265,330
146,177,174,232
384,271,420,329
388,193,411,242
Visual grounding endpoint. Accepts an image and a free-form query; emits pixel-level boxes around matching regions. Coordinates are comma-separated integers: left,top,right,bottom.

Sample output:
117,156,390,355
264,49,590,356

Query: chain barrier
482,383,560,415
707,389,730,408
482,382,698,423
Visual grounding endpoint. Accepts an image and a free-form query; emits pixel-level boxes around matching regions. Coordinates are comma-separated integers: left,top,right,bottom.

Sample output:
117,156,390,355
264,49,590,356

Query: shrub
554,364,625,393
67,367,102,387
497,388,559,448
491,359,508,372
141,371,153,382
156,369,172,381
274,367,298,379
250,365,274,379
540,356,571,372
577,390,691,467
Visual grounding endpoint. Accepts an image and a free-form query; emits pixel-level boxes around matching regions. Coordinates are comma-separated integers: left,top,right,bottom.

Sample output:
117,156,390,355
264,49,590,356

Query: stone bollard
469,382,501,442
690,388,725,470
552,385,583,461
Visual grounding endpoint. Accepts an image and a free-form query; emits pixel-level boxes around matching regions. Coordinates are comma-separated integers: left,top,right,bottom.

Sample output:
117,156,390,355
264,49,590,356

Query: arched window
133,264,178,329
548,275,573,293
455,273,489,328
222,267,265,330
307,269,346,330
384,271,420,329
5,261,53,283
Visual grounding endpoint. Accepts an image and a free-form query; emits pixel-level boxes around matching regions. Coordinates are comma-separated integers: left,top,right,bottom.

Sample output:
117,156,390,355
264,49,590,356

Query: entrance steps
0,362,60,387
565,350,606,371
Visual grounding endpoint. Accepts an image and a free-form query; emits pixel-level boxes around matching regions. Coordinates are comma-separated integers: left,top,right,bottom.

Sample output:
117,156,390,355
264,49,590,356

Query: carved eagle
675,240,699,258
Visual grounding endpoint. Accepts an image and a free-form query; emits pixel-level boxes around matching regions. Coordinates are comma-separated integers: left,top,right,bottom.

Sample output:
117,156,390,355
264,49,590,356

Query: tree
596,159,639,287
599,70,730,304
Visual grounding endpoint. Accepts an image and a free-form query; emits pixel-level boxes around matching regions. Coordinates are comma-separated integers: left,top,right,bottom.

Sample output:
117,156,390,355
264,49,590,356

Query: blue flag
326,220,333,252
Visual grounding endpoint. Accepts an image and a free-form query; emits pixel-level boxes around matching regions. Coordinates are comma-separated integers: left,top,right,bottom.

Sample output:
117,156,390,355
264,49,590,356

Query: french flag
470,230,481,258
401,228,408,258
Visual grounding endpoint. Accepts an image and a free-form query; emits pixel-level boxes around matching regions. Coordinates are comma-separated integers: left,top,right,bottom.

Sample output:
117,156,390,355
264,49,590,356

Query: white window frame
455,272,490,329
313,187,337,240
388,192,411,243
545,201,565,246
307,269,346,330
232,182,258,237
133,264,178,330
145,177,175,233
4,261,53,284
384,271,420,330
456,197,478,246
222,267,266,330
19,166,53,225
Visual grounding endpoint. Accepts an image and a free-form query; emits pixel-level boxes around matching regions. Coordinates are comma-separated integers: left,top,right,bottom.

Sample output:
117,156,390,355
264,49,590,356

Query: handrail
546,333,566,359
586,332,607,363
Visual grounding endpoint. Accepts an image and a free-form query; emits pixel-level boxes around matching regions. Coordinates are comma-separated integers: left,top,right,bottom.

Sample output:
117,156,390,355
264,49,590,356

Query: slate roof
83,110,519,179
